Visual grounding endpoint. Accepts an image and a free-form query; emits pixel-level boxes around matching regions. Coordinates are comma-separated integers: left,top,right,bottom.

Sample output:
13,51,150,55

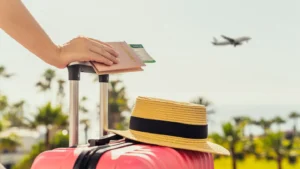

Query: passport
90,41,153,75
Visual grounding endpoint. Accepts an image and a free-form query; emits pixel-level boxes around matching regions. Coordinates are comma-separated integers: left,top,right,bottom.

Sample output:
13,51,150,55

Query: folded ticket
129,44,156,63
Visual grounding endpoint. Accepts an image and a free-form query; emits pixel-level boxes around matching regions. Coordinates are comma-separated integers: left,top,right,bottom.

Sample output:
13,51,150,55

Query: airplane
212,35,251,47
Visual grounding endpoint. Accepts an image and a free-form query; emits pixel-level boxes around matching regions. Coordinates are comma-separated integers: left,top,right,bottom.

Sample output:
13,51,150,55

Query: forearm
0,0,61,67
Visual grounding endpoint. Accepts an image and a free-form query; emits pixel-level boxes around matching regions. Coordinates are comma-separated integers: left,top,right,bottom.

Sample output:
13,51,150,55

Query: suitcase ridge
74,142,133,169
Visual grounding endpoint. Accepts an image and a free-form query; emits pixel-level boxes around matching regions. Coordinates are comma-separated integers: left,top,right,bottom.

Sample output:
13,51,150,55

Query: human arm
0,0,119,68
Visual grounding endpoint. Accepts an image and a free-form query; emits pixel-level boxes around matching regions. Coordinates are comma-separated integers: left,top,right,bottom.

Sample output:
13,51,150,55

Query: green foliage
79,96,90,142
0,94,8,111
34,102,68,127
209,113,300,169
35,69,66,106
2,100,29,128
12,131,69,169
262,132,284,154
0,66,14,78
12,141,45,169
107,79,130,129
252,118,274,135
109,80,130,113
214,156,300,169
289,112,300,137
0,133,22,151
79,96,89,113
50,131,69,148
2,67,300,169
32,102,68,149
35,69,56,92
222,122,242,142
209,133,224,145
289,112,300,119
190,96,215,114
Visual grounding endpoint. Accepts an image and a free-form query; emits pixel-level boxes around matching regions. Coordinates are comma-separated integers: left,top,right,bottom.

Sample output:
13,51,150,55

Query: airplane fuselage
212,35,251,47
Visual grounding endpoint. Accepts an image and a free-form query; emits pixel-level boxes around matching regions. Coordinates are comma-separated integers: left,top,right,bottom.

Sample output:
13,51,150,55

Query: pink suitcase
30,62,215,169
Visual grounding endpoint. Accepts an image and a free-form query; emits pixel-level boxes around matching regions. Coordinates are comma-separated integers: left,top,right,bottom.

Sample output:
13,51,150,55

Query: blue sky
0,0,299,138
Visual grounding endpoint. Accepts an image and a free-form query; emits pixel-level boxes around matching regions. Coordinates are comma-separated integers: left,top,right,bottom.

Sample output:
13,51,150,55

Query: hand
56,36,119,68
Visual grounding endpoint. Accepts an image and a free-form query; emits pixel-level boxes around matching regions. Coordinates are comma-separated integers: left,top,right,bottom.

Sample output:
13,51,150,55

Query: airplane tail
213,37,218,43
212,37,218,44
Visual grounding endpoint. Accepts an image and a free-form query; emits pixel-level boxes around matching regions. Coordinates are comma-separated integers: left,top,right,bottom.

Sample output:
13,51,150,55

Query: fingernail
109,61,113,65
116,58,120,63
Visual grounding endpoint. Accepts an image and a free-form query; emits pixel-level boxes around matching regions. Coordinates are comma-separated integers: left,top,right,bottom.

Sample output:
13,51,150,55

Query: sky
0,0,299,140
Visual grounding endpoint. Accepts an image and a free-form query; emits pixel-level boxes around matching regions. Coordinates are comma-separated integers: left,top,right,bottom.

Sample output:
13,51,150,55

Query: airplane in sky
212,35,251,47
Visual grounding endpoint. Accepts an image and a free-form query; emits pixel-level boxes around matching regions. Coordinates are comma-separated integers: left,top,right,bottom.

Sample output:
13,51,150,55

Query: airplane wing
221,35,235,43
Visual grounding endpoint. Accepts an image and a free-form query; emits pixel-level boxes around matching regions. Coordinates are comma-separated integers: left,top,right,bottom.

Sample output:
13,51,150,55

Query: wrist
52,45,67,69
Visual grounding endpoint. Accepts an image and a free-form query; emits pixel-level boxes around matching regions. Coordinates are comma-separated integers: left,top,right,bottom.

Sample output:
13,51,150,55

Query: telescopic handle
67,62,109,147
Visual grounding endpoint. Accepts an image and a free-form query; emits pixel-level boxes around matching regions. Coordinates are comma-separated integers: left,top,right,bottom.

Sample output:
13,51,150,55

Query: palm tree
272,116,286,131
221,122,242,169
2,100,28,128
0,66,14,78
0,119,21,155
233,116,251,137
33,102,68,149
36,69,56,92
0,133,21,152
289,112,300,136
80,119,90,142
190,97,215,114
0,119,10,132
0,66,22,155
0,121,3,131
56,79,66,106
262,132,285,169
0,94,8,111
79,96,90,143
253,118,273,136
107,80,130,129
0,66,13,111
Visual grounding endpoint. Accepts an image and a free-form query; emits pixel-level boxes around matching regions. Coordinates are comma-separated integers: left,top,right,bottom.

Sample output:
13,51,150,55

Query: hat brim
107,129,230,156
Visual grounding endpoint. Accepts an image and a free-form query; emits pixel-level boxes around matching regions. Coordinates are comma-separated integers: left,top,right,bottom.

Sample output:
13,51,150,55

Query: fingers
89,44,119,64
69,36,120,66
90,40,119,58
88,51,114,66
88,38,114,49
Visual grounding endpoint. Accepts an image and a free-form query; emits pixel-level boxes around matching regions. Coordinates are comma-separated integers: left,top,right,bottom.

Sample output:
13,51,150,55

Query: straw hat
107,96,230,155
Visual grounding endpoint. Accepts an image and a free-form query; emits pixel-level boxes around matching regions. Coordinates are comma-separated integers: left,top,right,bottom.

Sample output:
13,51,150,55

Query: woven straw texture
107,96,230,156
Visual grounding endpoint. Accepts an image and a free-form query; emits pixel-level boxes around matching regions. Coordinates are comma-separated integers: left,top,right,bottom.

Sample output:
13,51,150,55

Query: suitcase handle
67,62,109,146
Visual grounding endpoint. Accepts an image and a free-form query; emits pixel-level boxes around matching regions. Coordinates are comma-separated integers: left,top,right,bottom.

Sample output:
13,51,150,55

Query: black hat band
129,116,208,139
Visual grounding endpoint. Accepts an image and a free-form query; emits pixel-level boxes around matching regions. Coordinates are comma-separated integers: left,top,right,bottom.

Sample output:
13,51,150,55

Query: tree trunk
109,112,121,129
230,145,237,169
263,128,267,137
294,119,298,136
277,155,282,169
84,127,88,143
45,128,50,149
108,112,114,129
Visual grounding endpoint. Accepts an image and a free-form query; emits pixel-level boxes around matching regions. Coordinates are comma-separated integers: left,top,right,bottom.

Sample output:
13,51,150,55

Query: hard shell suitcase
30,62,215,169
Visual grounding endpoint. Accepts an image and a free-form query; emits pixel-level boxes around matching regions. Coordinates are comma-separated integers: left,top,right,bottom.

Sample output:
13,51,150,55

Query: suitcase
30,62,215,169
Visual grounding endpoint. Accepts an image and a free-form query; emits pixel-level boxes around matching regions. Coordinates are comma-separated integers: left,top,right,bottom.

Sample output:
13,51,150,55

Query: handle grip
67,62,109,147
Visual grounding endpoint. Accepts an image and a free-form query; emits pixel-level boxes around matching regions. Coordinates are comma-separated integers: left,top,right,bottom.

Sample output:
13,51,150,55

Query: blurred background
0,0,299,169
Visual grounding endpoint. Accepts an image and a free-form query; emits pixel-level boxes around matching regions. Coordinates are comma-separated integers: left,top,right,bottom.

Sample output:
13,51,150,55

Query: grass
214,156,300,169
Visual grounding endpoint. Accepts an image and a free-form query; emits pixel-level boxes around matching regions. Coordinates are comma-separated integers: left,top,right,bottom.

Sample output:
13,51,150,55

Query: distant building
0,127,43,169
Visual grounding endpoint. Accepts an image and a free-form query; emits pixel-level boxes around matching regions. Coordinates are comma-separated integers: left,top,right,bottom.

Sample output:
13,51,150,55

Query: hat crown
130,97,207,125
109,96,230,156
